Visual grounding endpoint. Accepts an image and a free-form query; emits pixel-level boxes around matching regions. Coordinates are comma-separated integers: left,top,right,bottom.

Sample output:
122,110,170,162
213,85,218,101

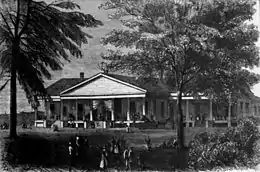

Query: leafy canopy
100,0,260,101
0,0,103,103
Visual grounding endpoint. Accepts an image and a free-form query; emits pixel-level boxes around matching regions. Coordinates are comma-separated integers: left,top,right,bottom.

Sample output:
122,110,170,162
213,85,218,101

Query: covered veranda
169,93,234,128
56,94,148,128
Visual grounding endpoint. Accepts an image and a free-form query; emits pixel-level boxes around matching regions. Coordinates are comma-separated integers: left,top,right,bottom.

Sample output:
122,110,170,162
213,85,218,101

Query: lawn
0,128,180,171
0,127,255,172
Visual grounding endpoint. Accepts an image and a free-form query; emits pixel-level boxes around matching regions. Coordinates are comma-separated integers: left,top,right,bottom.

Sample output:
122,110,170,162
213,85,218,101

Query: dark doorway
114,99,122,119
170,102,174,117
78,104,83,120
63,106,68,118
130,101,136,115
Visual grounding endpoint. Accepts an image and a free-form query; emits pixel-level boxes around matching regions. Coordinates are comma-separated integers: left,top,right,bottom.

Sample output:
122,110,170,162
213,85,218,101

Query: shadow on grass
2,133,189,171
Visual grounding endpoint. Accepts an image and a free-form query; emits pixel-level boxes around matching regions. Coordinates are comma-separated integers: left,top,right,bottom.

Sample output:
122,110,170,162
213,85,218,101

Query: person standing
113,140,120,165
75,136,80,157
68,142,73,171
100,146,108,171
128,147,134,169
137,153,145,170
123,148,129,170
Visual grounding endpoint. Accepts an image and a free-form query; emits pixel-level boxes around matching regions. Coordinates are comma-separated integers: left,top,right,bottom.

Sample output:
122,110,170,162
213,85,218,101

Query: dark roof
47,78,88,96
46,73,175,97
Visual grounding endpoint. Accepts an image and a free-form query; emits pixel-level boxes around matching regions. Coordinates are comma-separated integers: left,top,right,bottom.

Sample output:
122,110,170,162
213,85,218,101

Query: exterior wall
121,98,128,120
45,101,61,120
237,98,260,118
153,99,169,121
64,76,145,96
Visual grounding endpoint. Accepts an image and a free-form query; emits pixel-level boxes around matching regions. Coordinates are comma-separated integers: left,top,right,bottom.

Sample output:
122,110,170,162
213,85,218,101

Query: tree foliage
0,0,103,137
100,0,260,148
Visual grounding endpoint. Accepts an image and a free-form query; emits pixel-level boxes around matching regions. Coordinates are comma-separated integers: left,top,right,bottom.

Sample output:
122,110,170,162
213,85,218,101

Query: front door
114,99,122,120
77,104,83,120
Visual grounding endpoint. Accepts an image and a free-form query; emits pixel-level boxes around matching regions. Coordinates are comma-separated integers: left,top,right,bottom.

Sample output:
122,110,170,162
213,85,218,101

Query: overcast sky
250,1,260,96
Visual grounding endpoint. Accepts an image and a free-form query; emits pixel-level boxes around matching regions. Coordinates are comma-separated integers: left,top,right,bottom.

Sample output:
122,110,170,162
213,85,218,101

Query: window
258,106,260,116
240,102,243,112
63,106,67,116
50,103,55,113
255,106,257,116
245,103,249,113
161,101,165,117
145,101,148,115
153,100,156,115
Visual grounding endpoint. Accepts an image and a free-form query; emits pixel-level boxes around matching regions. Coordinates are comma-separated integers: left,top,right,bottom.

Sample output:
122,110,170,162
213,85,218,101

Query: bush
158,137,178,149
188,117,260,170
52,124,59,132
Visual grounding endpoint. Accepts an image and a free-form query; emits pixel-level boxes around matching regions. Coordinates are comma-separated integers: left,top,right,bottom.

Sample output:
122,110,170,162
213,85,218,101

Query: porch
45,95,168,128
169,95,239,128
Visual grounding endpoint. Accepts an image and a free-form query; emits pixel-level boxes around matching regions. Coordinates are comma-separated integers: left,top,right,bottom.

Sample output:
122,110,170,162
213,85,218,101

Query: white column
165,100,168,117
185,100,189,127
47,102,51,120
228,96,231,127
142,98,146,116
150,100,154,117
127,98,130,121
111,99,115,121
60,100,64,121
90,100,93,121
209,98,213,120
75,99,78,121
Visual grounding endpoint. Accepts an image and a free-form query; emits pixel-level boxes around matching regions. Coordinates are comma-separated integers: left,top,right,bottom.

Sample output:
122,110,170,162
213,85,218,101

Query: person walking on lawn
113,139,120,165
75,136,80,157
128,147,134,170
68,141,73,171
123,147,129,170
137,152,145,170
100,146,108,171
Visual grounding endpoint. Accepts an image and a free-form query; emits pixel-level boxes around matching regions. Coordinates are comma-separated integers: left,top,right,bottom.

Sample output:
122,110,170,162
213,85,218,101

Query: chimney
80,72,84,79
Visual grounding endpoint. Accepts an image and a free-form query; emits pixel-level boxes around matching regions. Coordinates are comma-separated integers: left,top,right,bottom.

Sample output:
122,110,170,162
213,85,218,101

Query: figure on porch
68,114,76,128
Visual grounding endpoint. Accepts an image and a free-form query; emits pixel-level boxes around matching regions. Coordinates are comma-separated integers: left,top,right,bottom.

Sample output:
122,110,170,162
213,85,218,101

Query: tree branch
15,0,21,36
18,0,32,37
0,12,14,38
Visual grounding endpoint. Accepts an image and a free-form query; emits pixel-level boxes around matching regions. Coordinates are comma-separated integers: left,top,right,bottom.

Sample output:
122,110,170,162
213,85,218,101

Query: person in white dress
100,146,108,170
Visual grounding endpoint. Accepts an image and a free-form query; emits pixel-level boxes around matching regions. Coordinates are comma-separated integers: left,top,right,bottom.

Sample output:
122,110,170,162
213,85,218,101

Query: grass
1,128,180,171
0,127,257,172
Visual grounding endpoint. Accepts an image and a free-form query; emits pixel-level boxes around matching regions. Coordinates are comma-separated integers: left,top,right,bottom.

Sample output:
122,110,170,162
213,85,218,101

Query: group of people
67,135,147,171
68,135,89,170
99,142,136,171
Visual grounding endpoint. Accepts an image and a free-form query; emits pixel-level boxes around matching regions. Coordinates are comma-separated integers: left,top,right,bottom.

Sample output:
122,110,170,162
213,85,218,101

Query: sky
250,0,260,96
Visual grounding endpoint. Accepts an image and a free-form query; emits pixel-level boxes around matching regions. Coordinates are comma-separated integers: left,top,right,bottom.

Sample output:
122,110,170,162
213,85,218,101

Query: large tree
0,0,102,138
100,0,260,148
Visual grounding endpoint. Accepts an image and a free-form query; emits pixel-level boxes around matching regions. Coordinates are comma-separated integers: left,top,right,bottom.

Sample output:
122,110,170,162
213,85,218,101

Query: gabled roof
60,73,148,94
46,72,174,97
107,73,175,97
47,78,88,96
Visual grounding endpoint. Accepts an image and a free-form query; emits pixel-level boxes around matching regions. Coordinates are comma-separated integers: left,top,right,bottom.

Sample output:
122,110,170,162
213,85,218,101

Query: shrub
52,124,59,132
188,117,260,170
158,137,178,149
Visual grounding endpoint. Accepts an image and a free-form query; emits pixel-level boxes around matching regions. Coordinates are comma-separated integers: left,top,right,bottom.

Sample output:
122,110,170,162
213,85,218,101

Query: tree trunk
9,42,19,138
34,108,37,121
9,53,17,138
177,90,184,149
